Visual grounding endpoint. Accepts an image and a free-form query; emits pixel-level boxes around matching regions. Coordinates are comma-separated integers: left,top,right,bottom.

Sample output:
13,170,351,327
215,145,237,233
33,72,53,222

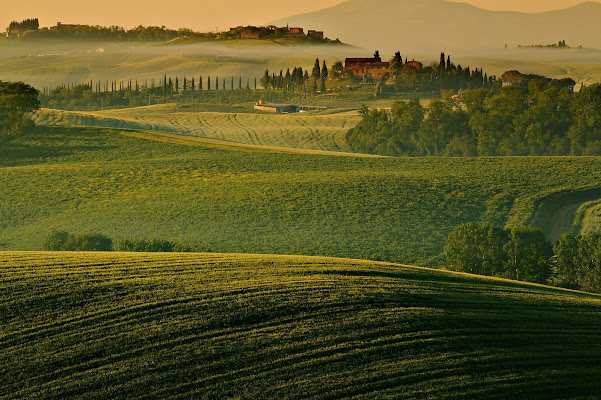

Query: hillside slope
34,107,358,152
1,252,601,399
2,126,601,265
272,0,601,52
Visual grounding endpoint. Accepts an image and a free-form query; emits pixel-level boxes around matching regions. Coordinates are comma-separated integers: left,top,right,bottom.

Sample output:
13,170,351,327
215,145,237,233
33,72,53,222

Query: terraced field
34,107,359,152
2,126,601,265
1,251,601,399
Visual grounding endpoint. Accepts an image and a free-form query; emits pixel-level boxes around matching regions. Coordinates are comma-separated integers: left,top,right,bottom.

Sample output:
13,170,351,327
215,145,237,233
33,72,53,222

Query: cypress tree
231,76,234,90
216,76,219,90
322,60,328,79
208,76,211,90
199,76,203,91
175,77,179,92
312,58,321,79
239,76,242,90
191,77,195,91
183,76,187,91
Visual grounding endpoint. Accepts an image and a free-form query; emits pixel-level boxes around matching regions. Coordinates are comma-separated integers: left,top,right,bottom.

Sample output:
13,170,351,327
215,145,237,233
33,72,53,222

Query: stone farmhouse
344,51,423,81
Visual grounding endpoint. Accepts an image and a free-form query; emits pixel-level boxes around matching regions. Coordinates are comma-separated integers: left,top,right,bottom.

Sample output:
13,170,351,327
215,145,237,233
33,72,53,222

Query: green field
1,251,601,399
2,126,601,265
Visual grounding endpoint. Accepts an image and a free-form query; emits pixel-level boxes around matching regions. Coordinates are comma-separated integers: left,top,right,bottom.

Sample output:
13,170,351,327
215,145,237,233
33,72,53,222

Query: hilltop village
225,25,332,42
3,19,338,43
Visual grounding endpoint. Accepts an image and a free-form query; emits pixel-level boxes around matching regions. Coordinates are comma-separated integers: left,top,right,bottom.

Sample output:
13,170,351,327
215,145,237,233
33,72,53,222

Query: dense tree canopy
555,232,601,292
348,83,601,157
445,222,553,285
445,223,601,293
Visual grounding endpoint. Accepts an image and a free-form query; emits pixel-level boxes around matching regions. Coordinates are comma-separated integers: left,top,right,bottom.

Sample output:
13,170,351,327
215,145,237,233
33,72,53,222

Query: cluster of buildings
344,51,423,81
228,25,324,40
254,100,327,114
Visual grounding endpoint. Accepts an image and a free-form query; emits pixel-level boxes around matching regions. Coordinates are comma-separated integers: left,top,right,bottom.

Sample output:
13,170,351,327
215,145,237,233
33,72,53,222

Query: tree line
383,52,498,94
347,81,601,156
39,75,307,111
260,58,342,95
6,18,39,36
5,19,218,41
445,222,601,293
43,231,191,252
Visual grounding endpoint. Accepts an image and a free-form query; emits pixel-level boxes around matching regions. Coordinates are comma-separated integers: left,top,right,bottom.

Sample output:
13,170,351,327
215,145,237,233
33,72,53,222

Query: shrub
43,230,70,251
116,238,192,252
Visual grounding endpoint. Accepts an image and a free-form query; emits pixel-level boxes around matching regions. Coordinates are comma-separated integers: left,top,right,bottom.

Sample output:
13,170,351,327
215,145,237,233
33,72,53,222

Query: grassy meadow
2,126,601,265
2,251,601,399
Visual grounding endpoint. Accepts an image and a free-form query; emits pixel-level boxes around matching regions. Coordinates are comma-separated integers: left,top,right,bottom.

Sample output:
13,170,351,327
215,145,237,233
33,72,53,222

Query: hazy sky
2,0,598,32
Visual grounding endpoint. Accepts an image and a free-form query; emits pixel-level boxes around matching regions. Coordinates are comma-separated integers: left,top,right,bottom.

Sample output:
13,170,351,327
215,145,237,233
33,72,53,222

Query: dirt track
530,189,601,242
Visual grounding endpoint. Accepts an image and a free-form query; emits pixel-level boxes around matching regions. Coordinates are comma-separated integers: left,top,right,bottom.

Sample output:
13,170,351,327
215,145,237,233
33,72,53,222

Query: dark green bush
43,230,70,251
42,231,113,251
116,238,192,252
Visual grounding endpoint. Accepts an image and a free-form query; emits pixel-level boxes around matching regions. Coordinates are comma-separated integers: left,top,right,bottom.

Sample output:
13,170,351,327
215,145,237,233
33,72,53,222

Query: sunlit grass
1,251,601,399
2,126,601,266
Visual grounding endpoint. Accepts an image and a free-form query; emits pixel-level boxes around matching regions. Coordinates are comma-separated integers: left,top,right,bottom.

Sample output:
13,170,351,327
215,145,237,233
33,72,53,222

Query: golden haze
2,0,598,33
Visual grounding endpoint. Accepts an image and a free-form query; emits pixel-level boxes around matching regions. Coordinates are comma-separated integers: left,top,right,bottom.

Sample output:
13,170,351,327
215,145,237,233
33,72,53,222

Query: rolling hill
2,251,601,399
2,126,601,265
272,0,601,53
33,107,359,152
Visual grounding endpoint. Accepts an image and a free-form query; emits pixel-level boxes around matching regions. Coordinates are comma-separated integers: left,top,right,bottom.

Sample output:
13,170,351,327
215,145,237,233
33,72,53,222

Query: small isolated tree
331,61,343,79
0,81,40,144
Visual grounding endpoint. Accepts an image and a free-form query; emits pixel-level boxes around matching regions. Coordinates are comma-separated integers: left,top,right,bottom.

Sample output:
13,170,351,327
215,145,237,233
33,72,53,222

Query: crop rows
34,108,358,152
2,252,601,399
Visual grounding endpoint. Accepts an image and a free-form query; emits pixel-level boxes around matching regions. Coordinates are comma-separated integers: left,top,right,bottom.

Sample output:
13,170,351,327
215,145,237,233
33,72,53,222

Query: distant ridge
271,0,601,52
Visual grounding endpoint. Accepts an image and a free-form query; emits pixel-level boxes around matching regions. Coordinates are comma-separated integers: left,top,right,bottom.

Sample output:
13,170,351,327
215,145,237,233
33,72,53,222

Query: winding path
530,188,601,242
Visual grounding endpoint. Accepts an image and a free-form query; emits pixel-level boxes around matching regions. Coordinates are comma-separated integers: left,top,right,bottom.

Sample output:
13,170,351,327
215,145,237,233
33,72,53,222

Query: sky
2,0,599,32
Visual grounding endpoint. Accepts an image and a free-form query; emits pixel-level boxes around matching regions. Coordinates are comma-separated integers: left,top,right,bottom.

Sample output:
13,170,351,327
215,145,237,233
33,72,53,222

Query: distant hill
271,0,601,53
